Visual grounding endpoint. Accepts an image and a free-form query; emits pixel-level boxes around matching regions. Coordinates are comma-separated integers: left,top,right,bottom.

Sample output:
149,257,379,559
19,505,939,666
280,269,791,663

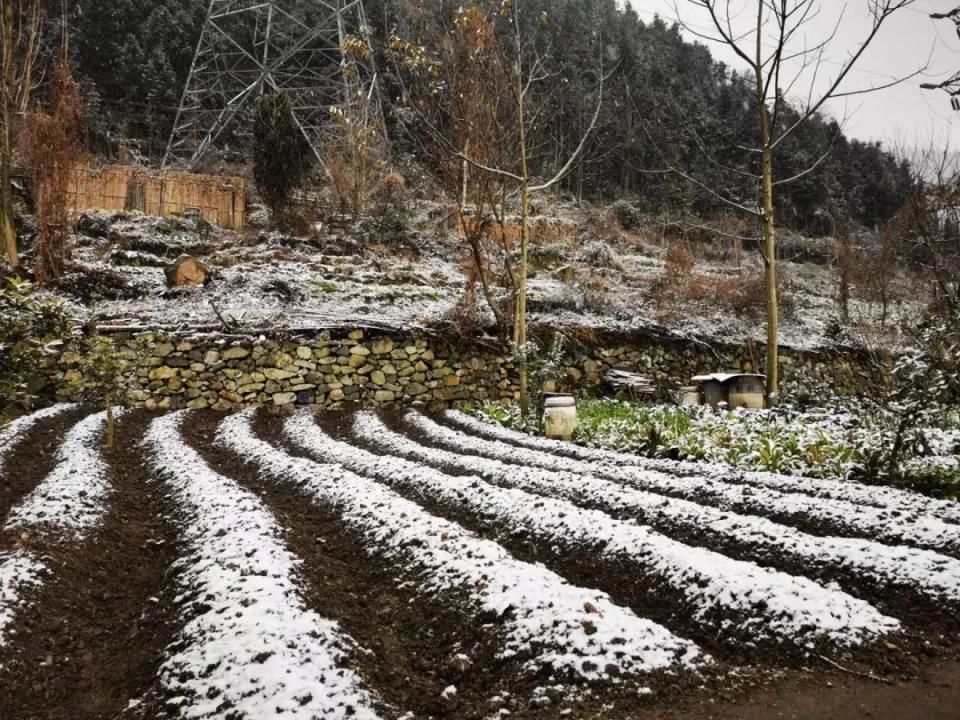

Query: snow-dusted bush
850,313,960,494
610,199,642,231
577,239,623,270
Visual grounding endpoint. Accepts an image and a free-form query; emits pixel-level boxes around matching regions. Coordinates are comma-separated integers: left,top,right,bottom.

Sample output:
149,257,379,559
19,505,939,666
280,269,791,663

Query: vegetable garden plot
0,407,957,720
218,411,704,682
0,411,112,648
0,551,47,648
286,412,900,653
406,413,960,557
143,412,384,720
0,404,77,479
356,414,960,608
5,411,115,538
444,411,960,526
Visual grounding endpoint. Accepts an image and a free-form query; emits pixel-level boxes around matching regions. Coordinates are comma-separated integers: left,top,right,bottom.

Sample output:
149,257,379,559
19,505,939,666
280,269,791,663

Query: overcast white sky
625,0,960,150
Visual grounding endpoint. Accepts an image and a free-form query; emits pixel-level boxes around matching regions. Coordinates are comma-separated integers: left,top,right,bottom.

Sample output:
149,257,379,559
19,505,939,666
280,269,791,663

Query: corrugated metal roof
691,373,766,384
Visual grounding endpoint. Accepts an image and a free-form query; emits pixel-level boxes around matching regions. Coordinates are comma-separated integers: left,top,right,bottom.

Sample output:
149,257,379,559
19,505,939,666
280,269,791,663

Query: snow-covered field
0,405,958,719
60,209,925,350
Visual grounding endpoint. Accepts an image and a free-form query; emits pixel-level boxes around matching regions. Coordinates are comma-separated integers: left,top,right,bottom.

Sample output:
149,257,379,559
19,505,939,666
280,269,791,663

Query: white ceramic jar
543,394,578,440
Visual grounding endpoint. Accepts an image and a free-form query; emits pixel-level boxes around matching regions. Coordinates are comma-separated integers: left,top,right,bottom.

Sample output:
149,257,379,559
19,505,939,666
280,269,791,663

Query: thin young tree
391,0,607,414
670,0,922,404
0,0,42,268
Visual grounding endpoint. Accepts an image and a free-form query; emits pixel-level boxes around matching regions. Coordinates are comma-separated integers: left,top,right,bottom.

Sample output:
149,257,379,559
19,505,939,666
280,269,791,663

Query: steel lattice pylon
163,0,381,170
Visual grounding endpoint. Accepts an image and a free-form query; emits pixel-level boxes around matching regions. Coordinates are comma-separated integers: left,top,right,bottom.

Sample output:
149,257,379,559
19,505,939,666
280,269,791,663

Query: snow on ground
444,411,960,526
63,210,925,350
405,414,960,556
218,411,704,681
0,551,48,649
0,405,76,480
363,414,960,605
70,227,463,332
288,412,900,649
143,413,383,720
4,411,114,538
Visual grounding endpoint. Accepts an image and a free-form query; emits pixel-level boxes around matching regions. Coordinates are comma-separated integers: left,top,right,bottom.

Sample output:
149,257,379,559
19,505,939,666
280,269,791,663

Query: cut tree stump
165,255,210,288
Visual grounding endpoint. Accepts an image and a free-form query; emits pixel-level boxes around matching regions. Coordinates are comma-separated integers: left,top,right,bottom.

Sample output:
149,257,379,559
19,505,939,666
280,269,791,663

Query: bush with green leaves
0,277,76,412
849,312,960,493
510,334,568,429
78,333,131,448
472,395,959,499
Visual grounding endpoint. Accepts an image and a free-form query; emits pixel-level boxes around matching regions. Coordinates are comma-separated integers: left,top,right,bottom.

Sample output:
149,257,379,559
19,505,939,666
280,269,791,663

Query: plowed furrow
217,411,707,686
290,412,900,664
0,405,88,522
0,411,181,720
142,413,384,720
405,412,960,557
355,414,960,631
179,412,491,719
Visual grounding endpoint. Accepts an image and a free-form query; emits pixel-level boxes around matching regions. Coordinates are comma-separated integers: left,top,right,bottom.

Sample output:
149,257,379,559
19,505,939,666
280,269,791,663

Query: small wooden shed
691,373,766,409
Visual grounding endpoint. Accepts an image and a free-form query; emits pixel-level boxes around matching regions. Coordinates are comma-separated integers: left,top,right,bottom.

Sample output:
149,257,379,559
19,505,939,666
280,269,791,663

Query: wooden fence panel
68,165,246,231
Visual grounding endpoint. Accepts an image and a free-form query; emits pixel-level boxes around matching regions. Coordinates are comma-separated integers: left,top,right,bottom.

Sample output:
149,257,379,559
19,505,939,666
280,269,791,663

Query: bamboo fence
68,165,246,231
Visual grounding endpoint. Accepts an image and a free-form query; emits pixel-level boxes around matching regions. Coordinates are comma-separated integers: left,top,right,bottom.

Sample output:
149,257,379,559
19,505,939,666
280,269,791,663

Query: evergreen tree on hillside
57,0,912,231
253,92,310,224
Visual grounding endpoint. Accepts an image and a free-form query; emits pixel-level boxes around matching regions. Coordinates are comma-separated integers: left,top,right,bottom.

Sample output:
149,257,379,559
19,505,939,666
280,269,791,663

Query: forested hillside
57,0,910,232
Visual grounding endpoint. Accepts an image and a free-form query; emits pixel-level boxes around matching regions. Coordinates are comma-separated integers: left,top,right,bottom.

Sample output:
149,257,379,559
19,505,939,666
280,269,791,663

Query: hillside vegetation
64,0,909,233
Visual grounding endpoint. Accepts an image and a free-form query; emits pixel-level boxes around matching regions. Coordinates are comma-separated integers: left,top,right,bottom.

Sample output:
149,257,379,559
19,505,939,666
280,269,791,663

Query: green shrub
78,332,130,448
473,396,960,499
0,277,76,412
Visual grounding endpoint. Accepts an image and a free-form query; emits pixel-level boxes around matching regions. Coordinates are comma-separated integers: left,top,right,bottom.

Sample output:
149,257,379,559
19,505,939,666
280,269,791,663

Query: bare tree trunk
461,141,469,209
755,3,779,406
516,62,531,416
761,152,779,405
1,16,15,267
838,236,851,322
105,397,116,450
1,0,41,268
1,121,15,266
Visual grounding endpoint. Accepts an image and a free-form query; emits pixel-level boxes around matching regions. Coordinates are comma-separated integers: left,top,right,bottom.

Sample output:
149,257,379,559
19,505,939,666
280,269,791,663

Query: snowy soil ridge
0,551,48,648
290,413,900,649
4,411,114,538
410,414,960,556
143,412,383,720
219,411,703,681
366,414,960,606
442,412,960,526
0,404,77,480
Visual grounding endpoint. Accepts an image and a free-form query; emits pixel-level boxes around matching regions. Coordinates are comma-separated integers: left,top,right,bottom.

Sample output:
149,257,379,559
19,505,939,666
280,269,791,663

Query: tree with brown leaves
21,42,86,284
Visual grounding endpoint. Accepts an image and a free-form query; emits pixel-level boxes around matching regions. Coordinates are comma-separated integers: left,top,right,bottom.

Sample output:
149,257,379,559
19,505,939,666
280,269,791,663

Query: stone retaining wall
43,328,884,411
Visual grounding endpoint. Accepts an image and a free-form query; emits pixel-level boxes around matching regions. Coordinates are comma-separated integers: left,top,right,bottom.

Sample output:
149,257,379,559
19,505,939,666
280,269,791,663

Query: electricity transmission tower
163,0,381,170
